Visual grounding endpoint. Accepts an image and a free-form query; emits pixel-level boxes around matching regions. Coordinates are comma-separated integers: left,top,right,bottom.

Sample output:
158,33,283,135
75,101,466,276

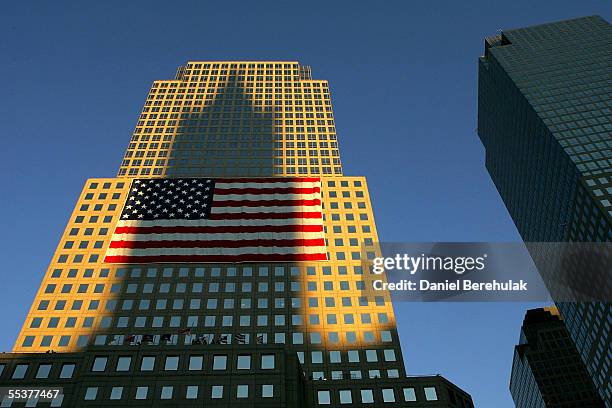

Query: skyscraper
0,61,472,407
510,307,603,407
478,16,611,406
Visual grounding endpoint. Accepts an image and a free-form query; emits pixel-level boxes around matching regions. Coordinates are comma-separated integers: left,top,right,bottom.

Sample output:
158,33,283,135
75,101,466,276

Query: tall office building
0,61,473,407
478,16,611,406
510,307,603,407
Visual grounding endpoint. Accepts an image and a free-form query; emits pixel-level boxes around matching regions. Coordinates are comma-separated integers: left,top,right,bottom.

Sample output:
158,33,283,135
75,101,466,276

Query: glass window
140,356,155,371
314,390,329,405
91,356,107,372
361,389,374,403
384,349,396,362
339,390,352,404
403,387,417,401
116,356,131,371
160,386,173,400
213,355,227,370
261,354,275,369
424,387,438,401
186,385,198,399
84,387,97,401
211,385,223,399
135,386,148,400
382,388,395,402
35,364,52,379
236,385,249,399
110,387,123,400
59,363,75,379
189,355,204,370
237,355,251,370
164,356,179,371
50,394,64,407
262,384,274,398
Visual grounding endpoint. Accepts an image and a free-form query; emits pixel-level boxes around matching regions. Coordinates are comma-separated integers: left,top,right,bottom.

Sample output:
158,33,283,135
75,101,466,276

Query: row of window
91,353,275,372
0,384,276,407
82,383,274,402
23,329,396,351
36,294,387,314
31,310,391,330
43,278,380,296
316,386,438,405
48,264,373,279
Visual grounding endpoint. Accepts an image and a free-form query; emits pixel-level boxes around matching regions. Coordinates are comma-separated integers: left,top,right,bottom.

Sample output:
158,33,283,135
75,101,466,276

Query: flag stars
120,178,215,221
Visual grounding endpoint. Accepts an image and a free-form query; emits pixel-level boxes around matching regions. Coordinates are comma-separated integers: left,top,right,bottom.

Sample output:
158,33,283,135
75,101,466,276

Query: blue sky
1,1,609,406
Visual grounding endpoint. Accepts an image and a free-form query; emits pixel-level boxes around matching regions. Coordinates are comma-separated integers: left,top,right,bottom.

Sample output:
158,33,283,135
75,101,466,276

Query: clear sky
1,1,609,406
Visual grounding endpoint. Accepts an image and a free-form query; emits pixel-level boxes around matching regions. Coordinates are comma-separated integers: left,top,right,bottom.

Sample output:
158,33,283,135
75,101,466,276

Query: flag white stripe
115,218,322,228
211,193,319,200
113,232,324,241
106,246,327,257
214,181,320,189
210,205,321,214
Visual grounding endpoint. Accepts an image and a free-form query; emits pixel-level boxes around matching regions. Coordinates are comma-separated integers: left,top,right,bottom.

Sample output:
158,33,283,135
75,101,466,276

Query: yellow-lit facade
13,61,405,382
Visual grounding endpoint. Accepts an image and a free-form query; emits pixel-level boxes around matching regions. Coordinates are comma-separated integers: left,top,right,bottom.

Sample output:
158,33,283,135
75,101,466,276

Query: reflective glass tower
478,16,611,406
0,61,472,407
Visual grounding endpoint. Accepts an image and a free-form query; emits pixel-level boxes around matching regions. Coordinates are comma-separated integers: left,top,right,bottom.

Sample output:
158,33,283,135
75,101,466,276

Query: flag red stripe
214,187,320,195
104,253,328,263
113,224,324,234
211,198,321,207
207,211,321,220
109,238,326,249
216,177,321,183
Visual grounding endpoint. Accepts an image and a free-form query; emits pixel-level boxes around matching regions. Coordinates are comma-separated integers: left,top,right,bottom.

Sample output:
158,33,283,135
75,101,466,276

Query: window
186,385,198,399
424,387,438,401
135,386,148,400
160,386,173,400
237,355,251,370
50,394,64,407
22,336,35,347
211,385,223,399
164,356,179,371
236,385,249,399
317,390,331,405
35,364,52,379
403,387,417,401
339,390,352,404
140,356,155,371
384,349,396,362
361,389,374,403
59,363,75,379
262,384,274,398
116,356,131,371
382,388,395,402
189,355,203,370
91,356,107,372
12,364,28,379
213,355,227,370
261,354,275,369
84,387,98,401
110,387,123,400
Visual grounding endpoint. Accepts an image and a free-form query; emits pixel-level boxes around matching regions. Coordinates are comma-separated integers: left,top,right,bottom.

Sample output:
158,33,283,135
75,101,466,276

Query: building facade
477,16,611,406
510,307,603,407
0,61,473,407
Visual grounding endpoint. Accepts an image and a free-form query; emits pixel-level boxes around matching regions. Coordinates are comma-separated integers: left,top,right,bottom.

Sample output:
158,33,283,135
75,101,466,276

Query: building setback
0,61,473,407
478,16,612,406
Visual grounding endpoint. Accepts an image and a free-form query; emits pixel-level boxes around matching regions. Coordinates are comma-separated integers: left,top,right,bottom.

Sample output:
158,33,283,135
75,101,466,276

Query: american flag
103,177,327,264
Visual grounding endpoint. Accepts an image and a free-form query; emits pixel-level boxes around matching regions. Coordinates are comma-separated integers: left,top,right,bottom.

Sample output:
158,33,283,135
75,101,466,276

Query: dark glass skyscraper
478,15,611,406
510,307,603,407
